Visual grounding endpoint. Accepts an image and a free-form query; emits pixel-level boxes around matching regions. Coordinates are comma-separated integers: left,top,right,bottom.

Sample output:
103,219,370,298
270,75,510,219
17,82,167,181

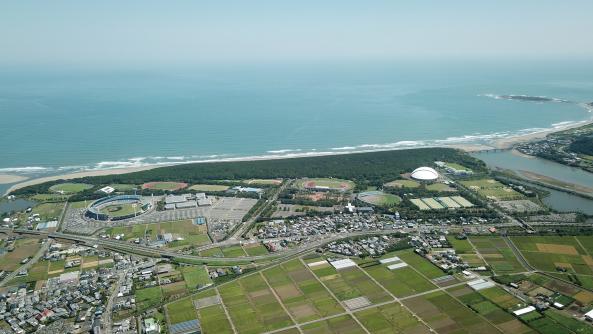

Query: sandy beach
4,165,166,195
492,117,593,149
4,117,592,196
0,174,29,184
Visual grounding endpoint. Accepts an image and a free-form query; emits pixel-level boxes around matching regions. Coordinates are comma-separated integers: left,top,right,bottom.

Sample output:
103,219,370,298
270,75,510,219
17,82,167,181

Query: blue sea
1,60,592,180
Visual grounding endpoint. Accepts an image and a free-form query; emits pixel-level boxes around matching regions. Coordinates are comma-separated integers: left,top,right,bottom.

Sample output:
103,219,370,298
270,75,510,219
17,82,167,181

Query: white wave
266,149,302,154
165,156,186,160
0,166,51,173
331,146,356,151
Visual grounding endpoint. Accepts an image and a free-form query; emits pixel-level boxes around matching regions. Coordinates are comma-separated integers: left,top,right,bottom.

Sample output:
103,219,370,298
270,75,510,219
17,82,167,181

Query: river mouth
472,150,593,215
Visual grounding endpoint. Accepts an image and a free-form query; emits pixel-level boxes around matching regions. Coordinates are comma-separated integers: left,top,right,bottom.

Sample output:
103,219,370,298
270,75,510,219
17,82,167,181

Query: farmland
470,236,526,273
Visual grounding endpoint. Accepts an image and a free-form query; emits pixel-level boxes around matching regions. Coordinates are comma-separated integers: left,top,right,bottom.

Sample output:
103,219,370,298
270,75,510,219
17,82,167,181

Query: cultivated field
511,236,593,275
470,236,526,273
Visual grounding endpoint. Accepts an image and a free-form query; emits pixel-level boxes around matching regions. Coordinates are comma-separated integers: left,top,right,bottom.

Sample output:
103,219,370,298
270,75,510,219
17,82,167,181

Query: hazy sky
2,1,593,66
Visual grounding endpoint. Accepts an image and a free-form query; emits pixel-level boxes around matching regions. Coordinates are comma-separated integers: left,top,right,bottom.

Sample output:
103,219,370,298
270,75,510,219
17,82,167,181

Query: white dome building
410,167,439,181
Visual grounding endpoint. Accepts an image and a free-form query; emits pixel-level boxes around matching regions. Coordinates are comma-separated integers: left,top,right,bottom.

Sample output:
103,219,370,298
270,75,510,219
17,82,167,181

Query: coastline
4,117,593,196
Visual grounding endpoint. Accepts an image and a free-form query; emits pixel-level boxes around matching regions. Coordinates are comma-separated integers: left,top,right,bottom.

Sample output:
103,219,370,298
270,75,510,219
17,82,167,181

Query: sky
1,1,593,67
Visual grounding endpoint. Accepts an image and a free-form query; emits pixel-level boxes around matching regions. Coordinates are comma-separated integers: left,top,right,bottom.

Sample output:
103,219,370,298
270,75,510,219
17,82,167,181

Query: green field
0,238,41,271
470,236,526,273
166,297,198,324
136,286,163,311
447,236,474,254
181,265,212,291
197,304,234,334
395,249,447,279
359,255,437,298
49,182,93,193
142,181,188,191
357,191,401,207
309,262,391,304
384,179,420,188
100,203,141,217
31,202,64,221
244,179,282,185
296,178,355,191
221,245,247,257
402,291,501,334
461,179,524,201
301,315,364,334
425,183,453,192
444,162,472,171
263,259,343,323
511,236,593,275
189,184,230,192
110,183,138,191
106,220,210,248
218,273,294,333
355,302,430,334
30,193,69,202
243,243,269,256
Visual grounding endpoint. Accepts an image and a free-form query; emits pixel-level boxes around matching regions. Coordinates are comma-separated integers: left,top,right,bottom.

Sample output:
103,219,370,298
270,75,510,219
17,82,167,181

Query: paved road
230,180,292,240
0,239,51,287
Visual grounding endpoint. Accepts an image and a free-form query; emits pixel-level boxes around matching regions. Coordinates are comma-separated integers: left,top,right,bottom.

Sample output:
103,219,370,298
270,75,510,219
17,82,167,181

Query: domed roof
411,167,439,181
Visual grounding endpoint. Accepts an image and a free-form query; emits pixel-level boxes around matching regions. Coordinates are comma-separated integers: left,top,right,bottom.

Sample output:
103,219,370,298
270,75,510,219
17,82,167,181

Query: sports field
384,179,420,188
99,203,141,218
49,182,93,193
142,181,188,191
296,178,355,191
244,179,283,185
357,191,401,207
189,184,230,191
106,219,210,248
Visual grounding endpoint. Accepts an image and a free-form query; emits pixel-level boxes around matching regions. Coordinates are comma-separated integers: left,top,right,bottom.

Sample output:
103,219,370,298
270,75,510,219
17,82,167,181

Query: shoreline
4,117,593,196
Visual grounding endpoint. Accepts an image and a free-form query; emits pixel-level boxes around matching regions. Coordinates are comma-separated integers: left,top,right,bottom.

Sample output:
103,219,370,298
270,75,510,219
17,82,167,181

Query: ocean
1,60,592,179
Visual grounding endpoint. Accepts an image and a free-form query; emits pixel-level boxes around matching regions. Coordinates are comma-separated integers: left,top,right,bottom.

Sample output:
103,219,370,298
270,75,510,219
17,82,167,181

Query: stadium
410,166,439,182
85,195,152,221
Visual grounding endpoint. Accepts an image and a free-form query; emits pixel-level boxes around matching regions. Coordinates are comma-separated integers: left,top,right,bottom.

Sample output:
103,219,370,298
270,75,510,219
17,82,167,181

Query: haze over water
1,61,592,176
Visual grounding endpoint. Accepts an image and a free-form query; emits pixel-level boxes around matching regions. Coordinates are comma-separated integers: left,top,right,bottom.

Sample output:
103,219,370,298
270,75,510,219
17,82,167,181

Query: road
0,238,51,287
230,179,292,240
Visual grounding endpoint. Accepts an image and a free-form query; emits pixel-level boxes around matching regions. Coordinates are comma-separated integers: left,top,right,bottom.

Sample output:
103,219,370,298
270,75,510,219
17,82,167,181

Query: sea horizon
1,60,592,178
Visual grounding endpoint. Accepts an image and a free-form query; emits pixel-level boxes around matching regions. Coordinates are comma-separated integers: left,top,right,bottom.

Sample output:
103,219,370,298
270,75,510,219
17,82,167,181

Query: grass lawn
244,179,282,185
221,245,247,257
384,179,420,188
32,202,64,221
181,265,212,290
136,286,163,311
189,184,230,192
30,193,69,202
49,182,93,193
445,162,472,171
243,243,269,256
0,238,41,271
166,297,197,324
200,247,224,257
69,201,89,209
425,183,452,191
447,236,474,254
263,259,343,323
461,179,524,201
355,302,430,334
100,203,141,217
110,184,138,191
142,181,188,191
